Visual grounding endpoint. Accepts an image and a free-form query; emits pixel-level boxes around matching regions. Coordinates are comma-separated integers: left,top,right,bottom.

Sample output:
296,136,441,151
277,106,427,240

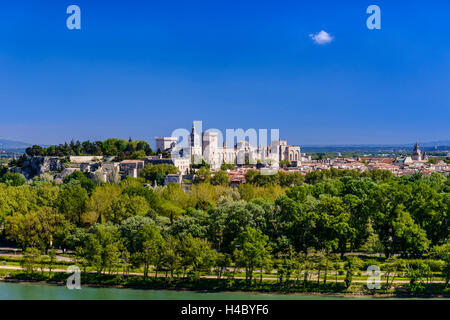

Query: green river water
0,281,367,300
0,281,446,300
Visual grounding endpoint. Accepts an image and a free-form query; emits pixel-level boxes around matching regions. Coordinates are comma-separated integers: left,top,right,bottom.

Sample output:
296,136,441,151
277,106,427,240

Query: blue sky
1,0,449,146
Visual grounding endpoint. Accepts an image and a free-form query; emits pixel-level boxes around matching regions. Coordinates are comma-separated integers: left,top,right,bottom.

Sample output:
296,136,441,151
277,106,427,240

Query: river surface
0,281,444,300
0,281,362,300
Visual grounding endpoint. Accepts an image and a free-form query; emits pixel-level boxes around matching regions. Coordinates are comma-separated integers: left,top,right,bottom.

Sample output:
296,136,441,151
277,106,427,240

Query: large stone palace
156,121,307,170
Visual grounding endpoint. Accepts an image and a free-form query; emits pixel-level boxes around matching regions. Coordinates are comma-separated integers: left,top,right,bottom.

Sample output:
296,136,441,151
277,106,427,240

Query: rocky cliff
19,156,65,179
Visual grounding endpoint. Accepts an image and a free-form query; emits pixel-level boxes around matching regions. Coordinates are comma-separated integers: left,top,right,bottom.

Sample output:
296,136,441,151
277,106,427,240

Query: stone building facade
159,121,303,170
155,137,178,153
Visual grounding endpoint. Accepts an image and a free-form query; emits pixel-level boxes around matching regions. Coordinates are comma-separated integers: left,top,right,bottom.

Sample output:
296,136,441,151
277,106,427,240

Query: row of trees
1,167,449,287
25,138,154,158
2,171,449,256
18,221,450,288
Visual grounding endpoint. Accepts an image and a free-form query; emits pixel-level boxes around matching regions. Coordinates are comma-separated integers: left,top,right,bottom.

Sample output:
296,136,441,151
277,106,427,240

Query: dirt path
0,253,73,262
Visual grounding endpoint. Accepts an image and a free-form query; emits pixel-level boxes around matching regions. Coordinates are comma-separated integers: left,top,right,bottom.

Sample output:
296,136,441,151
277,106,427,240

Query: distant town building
276,139,302,163
395,156,413,165
411,142,428,161
119,160,145,178
164,173,183,185
395,142,428,165
164,172,193,191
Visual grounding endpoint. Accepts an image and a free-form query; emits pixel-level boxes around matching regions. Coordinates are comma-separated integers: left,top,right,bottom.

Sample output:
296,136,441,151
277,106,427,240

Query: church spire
412,141,422,161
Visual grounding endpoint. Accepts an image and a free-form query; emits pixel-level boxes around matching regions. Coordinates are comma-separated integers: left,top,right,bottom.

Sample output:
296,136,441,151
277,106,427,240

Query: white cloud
309,30,334,45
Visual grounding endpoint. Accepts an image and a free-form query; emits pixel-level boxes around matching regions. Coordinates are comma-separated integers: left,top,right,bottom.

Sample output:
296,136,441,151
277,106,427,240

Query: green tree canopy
141,163,178,185
210,170,230,186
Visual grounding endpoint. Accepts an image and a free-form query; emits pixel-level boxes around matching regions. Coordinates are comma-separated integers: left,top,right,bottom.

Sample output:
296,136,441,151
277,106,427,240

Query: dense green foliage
141,163,178,186
25,138,154,159
245,169,305,187
0,169,449,292
0,172,27,186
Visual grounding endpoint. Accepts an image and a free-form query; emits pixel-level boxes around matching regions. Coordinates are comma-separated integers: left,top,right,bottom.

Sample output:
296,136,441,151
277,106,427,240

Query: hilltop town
1,122,449,187
1,122,449,299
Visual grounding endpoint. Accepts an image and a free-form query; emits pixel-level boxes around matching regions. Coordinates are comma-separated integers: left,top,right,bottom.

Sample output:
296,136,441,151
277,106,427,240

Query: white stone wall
69,156,103,163
156,137,178,152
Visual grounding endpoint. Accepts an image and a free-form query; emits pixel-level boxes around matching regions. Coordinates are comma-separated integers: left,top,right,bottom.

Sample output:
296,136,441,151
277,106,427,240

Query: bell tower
190,120,203,163
411,141,422,161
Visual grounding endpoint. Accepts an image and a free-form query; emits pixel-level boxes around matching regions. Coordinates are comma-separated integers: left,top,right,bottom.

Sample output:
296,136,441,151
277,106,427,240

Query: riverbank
0,280,402,300
1,270,449,299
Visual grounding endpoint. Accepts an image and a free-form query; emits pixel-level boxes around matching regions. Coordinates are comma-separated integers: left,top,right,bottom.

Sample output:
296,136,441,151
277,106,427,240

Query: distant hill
301,140,450,153
420,140,450,147
0,139,31,149
1,138,448,154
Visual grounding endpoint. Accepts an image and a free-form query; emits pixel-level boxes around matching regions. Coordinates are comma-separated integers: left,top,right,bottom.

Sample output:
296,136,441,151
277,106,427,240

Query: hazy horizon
1,137,450,151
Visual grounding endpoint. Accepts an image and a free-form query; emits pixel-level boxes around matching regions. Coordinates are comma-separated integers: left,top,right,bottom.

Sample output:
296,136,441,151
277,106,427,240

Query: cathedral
411,142,428,161
395,141,428,165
